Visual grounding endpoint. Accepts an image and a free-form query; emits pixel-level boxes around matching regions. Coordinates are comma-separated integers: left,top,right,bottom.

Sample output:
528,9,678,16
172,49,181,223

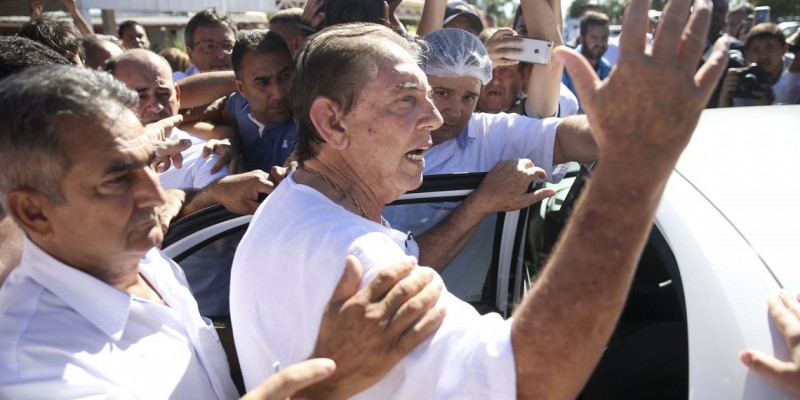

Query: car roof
673,105,800,289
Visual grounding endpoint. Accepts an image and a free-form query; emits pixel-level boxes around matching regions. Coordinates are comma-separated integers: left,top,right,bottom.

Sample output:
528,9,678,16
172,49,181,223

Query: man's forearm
511,158,673,399
522,0,564,118
177,71,236,108
553,115,597,164
416,194,487,272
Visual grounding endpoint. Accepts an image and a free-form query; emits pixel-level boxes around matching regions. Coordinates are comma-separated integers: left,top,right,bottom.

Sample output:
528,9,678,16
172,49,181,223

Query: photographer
718,22,797,107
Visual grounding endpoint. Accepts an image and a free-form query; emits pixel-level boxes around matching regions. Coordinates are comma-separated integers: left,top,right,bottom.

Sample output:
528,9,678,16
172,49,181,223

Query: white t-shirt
0,239,238,399
230,175,516,399
158,128,228,190
383,112,562,299
773,69,800,105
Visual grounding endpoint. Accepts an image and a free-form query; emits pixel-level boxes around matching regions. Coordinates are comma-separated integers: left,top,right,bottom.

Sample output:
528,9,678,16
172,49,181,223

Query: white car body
658,105,800,398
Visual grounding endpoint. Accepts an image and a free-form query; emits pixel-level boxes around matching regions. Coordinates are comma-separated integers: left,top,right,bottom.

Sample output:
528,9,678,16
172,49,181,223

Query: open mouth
405,148,426,162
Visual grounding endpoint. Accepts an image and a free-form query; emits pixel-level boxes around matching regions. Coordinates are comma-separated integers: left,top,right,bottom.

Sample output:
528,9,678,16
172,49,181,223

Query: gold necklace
302,165,374,223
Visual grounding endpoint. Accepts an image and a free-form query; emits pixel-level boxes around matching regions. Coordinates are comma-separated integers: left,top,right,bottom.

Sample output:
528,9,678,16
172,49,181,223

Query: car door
162,172,532,319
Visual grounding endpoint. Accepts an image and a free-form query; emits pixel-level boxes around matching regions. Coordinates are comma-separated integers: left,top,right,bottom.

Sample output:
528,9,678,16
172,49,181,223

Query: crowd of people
0,0,799,398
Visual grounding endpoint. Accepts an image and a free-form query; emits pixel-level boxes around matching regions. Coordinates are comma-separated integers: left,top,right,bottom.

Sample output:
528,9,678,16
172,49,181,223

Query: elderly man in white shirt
0,66,444,399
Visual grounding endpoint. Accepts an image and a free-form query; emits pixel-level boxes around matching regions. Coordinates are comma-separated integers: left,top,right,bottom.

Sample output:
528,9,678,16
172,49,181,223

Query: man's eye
434,90,448,98
464,95,477,102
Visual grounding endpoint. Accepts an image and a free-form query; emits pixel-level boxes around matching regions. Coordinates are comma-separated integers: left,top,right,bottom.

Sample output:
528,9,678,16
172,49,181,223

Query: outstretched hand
556,0,729,171
739,292,800,395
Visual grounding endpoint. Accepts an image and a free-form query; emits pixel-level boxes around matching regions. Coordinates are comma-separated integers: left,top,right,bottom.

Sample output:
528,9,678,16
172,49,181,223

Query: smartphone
502,36,553,65
754,6,770,25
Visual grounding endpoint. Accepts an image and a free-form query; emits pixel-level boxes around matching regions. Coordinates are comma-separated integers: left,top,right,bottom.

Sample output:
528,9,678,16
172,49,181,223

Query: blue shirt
226,92,298,172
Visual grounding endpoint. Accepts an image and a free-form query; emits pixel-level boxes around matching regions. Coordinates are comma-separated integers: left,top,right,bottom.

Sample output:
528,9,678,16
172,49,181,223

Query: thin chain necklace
302,165,375,223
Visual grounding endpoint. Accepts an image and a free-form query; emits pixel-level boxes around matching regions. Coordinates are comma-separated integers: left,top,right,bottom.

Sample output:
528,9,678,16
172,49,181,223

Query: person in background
176,7,237,80
19,12,84,66
159,47,192,74
118,20,151,50
82,34,123,70
29,0,93,35
562,11,612,112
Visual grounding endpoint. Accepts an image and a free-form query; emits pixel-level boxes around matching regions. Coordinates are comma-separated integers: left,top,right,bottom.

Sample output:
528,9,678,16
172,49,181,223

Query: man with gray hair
231,0,731,394
0,65,445,398
175,7,237,79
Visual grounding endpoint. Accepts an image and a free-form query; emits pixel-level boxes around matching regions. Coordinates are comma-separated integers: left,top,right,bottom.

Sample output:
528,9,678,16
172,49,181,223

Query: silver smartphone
754,6,770,25
502,36,553,65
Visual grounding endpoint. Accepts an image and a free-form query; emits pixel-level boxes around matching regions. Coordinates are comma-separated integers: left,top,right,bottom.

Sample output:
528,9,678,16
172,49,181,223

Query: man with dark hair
231,0,731,393
562,11,611,111
0,65,444,399
19,12,84,66
118,20,151,50
177,7,237,79
224,29,297,173
719,22,798,106
268,8,306,56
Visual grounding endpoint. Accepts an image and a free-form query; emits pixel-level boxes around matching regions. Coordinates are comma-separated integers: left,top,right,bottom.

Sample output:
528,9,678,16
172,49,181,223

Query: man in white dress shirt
0,65,444,399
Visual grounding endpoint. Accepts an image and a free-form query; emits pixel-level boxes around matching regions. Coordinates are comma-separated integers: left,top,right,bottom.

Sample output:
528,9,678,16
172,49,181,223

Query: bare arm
521,0,564,118
61,0,93,35
416,0,445,37
179,170,274,217
509,0,729,397
552,114,597,164
416,159,555,272
176,71,236,109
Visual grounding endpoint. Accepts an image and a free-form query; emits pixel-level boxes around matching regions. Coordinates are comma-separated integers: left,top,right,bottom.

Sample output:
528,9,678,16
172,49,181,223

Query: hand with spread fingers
739,292,800,395
299,256,445,399
556,0,730,173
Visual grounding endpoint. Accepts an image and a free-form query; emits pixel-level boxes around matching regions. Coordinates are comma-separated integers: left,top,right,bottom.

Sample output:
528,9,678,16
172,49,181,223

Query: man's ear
5,189,54,239
309,96,348,150
233,78,246,97
174,82,181,104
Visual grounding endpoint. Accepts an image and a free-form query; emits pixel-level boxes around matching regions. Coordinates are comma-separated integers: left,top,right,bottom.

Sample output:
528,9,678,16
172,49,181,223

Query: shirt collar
454,120,474,149
21,237,133,341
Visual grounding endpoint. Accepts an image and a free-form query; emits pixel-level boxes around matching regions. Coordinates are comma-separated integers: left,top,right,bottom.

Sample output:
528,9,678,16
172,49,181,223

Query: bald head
108,49,180,124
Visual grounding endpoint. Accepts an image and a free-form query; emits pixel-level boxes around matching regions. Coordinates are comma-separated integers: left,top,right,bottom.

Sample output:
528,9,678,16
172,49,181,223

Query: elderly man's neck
38,239,145,292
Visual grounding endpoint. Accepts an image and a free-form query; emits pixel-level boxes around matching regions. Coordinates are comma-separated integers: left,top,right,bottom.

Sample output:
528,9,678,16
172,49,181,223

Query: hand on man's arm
297,255,445,399
509,0,730,397
417,159,555,272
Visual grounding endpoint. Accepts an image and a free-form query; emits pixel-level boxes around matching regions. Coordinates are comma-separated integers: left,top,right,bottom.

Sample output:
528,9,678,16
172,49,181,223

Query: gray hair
292,23,422,162
0,65,138,208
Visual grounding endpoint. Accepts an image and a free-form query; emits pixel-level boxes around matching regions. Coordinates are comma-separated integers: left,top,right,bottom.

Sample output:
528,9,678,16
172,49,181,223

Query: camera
731,63,771,99
324,0,385,28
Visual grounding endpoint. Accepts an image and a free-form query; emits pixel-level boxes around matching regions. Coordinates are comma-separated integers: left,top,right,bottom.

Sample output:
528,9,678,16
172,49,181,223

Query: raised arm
509,0,730,398
61,0,93,35
521,0,564,118
416,0,445,37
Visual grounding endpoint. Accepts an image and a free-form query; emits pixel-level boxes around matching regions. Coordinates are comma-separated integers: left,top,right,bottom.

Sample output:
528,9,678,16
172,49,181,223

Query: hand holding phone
501,35,553,65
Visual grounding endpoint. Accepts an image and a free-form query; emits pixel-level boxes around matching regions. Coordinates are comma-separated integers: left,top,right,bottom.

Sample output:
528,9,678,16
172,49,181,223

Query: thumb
329,256,364,304
554,46,600,109
739,349,799,390
251,358,336,400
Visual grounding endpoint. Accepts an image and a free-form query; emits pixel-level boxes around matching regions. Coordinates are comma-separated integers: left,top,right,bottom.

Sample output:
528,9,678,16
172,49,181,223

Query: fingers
695,35,731,97
170,152,184,170
387,269,443,333
254,358,336,400
652,0,692,57
769,293,800,350
554,46,600,112
211,155,227,174
677,0,713,70
358,256,416,303
739,349,800,395
154,138,191,158
380,267,437,325
328,256,365,305
396,305,446,355
618,0,650,59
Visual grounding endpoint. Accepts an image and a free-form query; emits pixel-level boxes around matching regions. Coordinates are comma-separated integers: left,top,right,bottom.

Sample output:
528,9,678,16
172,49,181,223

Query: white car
163,105,800,398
